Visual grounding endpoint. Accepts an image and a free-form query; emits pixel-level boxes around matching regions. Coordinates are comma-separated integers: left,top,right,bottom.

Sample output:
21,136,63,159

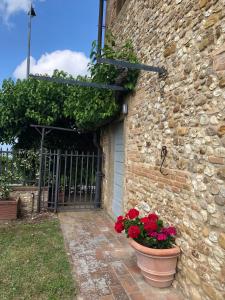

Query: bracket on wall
29,74,129,92
97,58,167,77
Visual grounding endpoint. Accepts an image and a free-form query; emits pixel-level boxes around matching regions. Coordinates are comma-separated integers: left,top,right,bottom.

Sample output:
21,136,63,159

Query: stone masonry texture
102,1,225,299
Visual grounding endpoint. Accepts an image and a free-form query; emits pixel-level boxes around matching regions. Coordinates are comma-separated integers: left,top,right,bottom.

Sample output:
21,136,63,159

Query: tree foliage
0,34,139,149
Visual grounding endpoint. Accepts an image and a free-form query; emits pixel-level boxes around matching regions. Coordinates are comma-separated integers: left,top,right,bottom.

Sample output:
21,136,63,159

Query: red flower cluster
141,213,158,232
127,208,139,219
128,225,140,238
114,215,125,233
114,208,177,249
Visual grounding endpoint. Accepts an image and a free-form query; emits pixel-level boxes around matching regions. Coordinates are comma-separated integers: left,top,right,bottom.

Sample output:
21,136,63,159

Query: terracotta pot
129,239,180,288
0,199,17,220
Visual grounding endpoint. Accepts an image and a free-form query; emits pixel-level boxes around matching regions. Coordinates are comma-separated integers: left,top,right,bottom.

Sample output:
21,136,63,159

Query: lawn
0,217,75,300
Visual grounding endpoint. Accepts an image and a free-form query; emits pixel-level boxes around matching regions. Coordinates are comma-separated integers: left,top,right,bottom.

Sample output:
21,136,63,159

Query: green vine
64,32,139,128
0,33,139,147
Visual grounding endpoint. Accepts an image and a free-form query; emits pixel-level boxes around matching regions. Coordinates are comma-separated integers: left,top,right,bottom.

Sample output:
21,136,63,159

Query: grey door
112,123,124,217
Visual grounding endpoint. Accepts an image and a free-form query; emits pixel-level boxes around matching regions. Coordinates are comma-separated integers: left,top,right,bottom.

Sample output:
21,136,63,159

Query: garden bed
0,214,75,300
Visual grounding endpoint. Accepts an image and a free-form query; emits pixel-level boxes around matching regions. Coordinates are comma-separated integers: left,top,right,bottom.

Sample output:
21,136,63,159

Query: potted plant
0,172,17,220
114,208,180,288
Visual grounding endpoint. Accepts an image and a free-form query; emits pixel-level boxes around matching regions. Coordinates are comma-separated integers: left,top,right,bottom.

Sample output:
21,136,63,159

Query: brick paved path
59,211,183,300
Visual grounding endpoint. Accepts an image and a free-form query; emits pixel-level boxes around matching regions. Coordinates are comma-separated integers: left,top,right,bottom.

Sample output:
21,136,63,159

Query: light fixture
122,103,128,115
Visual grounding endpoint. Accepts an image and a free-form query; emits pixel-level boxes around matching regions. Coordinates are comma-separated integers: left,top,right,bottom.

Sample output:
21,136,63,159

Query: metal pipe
30,124,78,133
54,150,61,213
97,0,104,56
29,74,128,92
26,6,32,79
93,132,102,208
37,127,45,212
97,57,167,75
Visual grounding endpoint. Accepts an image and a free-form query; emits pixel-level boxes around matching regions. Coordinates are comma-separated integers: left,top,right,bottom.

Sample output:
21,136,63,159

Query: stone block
164,42,176,57
217,125,225,137
215,196,225,206
204,14,219,29
177,127,189,136
213,45,225,72
218,233,225,249
199,35,214,51
202,283,223,300
218,78,225,88
186,268,201,285
217,167,225,180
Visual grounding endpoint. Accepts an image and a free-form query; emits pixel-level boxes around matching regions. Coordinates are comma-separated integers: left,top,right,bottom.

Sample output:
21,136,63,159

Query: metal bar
6,149,8,178
30,124,77,133
37,128,45,212
90,152,95,202
47,150,52,209
73,151,78,203
23,151,26,185
26,5,32,78
63,151,68,206
79,152,84,202
54,149,60,213
42,150,47,208
97,0,104,56
93,133,102,208
97,58,166,74
85,152,89,203
0,148,2,175
51,150,56,208
29,74,128,92
10,150,13,183
68,151,73,203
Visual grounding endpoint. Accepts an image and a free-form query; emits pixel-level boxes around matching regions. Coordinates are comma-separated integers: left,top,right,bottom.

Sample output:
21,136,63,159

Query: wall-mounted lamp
122,103,128,115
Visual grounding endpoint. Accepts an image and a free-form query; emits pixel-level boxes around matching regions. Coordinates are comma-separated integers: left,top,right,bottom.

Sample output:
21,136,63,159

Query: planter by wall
129,239,180,288
0,199,17,220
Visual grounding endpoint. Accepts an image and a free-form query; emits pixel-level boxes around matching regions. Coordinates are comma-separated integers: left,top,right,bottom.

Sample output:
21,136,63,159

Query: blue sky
0,0,99,85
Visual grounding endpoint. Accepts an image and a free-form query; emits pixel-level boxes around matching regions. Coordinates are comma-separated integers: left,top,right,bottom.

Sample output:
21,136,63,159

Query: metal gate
38,150,102,211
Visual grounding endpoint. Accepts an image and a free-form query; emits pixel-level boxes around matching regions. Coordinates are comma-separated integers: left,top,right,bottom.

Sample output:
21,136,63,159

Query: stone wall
102,1,225,299
10,187,48,217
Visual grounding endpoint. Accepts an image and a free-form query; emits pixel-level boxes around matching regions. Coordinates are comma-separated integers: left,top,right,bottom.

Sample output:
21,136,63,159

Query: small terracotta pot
0,199,17,220
129,239,180,288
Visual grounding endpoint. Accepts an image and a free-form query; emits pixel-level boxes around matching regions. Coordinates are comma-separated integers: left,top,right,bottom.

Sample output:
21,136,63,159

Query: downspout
93,131,103,208
94,0,105,208
97,0,104,56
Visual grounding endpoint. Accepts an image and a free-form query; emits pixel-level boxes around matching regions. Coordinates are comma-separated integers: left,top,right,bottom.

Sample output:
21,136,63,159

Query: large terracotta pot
129,239,180,288
0,199,17,220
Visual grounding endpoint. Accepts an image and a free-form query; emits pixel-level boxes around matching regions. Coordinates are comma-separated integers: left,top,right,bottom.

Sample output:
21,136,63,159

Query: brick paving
59,211,184,300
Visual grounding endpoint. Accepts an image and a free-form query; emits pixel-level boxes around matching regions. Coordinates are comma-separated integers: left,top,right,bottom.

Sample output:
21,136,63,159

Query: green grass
0,218,75,300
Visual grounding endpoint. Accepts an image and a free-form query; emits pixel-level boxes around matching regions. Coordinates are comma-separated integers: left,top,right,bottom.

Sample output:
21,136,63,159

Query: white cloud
13,50,90,79
0,0,44,23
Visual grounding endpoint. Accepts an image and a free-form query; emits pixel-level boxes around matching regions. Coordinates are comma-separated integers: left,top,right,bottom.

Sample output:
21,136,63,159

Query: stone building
101,1,225,299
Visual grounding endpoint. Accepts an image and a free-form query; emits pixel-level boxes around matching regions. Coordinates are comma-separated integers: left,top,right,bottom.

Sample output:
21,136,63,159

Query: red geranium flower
114,221,124,233
127,208,139,219
144,221,157,231
166,226,177,236
157,233,167,241
148,213,158,222
149,231,158,238
128,225,141,238
117,216,124,222
140,217,149,224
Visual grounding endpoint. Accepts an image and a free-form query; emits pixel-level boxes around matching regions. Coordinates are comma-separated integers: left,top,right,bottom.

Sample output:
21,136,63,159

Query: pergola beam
97,58,167,75
30,124,77,133
29,74,128,92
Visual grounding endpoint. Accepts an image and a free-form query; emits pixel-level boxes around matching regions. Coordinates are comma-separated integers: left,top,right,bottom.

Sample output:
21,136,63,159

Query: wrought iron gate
38,150,102,211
